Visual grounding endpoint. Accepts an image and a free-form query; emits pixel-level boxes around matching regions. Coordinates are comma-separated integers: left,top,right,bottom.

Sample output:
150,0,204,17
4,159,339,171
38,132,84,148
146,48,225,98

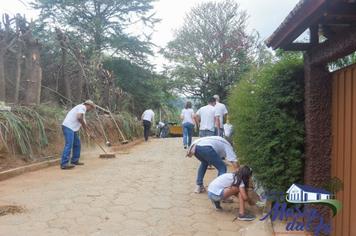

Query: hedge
228,55,305,193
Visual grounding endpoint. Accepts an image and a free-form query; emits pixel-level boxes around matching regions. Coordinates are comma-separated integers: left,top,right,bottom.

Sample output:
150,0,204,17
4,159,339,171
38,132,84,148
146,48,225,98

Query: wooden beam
326,2,356,17
310,25,319,45
282,43,311,51
267,0,327,49
308,27,356,65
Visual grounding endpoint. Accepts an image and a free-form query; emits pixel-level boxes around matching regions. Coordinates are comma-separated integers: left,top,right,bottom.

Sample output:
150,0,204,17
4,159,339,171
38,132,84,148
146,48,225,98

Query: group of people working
181,95,255,221
59,98,255,221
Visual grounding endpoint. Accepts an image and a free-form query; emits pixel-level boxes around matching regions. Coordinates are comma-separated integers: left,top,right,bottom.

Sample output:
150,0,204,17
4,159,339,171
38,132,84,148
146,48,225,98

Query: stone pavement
0,138,272,236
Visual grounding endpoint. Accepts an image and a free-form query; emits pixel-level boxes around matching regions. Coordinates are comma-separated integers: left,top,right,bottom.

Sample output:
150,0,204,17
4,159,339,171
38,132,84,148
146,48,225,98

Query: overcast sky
0,0,300,68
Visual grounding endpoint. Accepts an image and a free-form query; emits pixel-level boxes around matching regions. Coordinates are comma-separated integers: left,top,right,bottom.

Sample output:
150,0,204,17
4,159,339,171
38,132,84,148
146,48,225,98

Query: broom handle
95,110,109,143
86,131,107,154
93,138,107,154
107,108,127,141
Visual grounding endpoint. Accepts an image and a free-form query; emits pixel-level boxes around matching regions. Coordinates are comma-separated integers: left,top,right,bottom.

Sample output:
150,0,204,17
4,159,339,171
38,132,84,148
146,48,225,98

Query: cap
84,100,96,108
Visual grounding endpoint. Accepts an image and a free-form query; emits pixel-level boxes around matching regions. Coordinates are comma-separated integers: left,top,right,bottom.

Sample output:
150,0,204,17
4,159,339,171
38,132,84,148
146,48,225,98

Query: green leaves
32,0,157,60
228,55,305,193
163,0,254,102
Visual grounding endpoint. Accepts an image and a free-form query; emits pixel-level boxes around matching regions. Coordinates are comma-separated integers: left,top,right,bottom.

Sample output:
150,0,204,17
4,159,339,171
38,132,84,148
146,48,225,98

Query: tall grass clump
0,107,52,158
228,54,305,193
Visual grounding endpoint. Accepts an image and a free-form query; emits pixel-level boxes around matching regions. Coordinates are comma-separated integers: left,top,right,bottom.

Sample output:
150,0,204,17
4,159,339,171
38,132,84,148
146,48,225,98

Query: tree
32,0,158,62
163,0,254,103
104,57,176,116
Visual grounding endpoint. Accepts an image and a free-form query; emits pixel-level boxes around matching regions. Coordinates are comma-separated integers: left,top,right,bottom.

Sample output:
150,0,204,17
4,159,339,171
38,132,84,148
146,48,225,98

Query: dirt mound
0,205,26,216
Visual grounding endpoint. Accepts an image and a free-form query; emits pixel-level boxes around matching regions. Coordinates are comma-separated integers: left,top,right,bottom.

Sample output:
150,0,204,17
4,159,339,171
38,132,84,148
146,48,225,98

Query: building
266,0,356,235
286,184,331,202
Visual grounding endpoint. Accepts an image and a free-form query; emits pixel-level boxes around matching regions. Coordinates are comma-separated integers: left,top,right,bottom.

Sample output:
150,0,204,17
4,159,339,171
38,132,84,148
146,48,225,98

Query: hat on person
213,94,220,100
83,100,96,108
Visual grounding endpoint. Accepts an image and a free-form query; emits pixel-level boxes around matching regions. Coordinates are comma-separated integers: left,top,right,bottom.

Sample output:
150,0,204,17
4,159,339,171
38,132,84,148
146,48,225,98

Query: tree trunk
0,55,5,101
24,46,42,105
61,47,71,100
14,47,22,104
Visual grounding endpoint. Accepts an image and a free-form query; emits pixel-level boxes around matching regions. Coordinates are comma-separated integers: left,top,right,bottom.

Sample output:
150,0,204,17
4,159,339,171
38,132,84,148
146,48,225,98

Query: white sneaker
194,185,206,193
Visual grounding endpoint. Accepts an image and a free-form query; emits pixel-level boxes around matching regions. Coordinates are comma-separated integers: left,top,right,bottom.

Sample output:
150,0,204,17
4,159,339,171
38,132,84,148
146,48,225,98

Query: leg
187,123,194,146
194,146,211,186
60,126,74,167
196,160,209,186
143,121,150,141
71,131,81,164
182,123,188,147
239,192,245,215
203,147,227,176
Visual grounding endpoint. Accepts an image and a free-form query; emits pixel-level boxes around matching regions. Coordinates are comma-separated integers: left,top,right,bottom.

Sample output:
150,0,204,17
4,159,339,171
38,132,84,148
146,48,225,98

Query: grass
0,105,143,159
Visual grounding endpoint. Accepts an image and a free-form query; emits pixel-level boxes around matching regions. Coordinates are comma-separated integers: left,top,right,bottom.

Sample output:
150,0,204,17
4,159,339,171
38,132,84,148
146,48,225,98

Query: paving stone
0,138,272,235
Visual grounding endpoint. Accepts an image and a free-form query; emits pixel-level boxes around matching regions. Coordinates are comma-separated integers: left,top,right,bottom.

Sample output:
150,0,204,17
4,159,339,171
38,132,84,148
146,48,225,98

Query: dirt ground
0,137,272,236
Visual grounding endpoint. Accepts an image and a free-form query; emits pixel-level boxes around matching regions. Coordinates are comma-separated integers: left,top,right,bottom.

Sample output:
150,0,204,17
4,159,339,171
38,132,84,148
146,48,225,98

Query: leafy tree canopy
163,0,257,103
32,0,159,62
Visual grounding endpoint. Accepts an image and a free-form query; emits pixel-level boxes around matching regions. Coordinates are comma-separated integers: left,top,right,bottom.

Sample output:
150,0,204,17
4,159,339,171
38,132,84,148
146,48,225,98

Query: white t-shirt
181,108,194,124
62,104,87,131
196,105,216,132
223,123,233,138
142,109,154,122
215,102,228,128
189,136,237,162
208,173,245,195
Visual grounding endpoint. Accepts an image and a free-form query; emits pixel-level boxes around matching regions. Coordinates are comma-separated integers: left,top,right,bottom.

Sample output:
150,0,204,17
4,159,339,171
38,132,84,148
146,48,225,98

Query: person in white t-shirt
60,100,96,169
180,101,195,149
186,136,239,193
223,115,233,144
213,95,228,137
207,166,255,221
141,109,155,141
195,97,216,137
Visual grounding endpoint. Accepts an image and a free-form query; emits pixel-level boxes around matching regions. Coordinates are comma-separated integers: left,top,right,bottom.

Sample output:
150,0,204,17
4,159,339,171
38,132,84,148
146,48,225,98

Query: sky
0,0,300,68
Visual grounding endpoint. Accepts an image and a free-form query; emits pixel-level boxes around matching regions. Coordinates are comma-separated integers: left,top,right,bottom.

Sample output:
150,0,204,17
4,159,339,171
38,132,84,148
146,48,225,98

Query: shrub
228,55,305,193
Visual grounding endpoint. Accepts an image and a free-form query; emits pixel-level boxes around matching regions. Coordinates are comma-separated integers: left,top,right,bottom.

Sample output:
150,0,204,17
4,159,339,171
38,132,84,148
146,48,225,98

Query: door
331,64,356,236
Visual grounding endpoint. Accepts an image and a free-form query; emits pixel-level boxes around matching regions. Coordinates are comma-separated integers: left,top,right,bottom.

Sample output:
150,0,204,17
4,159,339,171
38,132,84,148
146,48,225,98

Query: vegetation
32,0,158,61
228,54,305,192
0,106,143,159
163,0,258,103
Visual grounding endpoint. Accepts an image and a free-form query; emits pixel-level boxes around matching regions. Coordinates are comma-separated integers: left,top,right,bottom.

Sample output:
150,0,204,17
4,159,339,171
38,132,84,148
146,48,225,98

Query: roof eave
266,0,328,50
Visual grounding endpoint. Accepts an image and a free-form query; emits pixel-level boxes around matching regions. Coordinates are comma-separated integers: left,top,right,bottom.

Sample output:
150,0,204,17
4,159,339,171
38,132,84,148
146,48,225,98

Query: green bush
228,55,305,193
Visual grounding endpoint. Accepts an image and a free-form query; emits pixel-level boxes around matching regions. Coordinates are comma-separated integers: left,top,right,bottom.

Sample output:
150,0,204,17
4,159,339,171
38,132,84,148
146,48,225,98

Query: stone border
0,138,144,182
0,158,60,181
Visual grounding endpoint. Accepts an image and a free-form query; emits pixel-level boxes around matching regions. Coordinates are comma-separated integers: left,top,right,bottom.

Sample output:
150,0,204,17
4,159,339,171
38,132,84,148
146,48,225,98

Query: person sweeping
60,100,96,170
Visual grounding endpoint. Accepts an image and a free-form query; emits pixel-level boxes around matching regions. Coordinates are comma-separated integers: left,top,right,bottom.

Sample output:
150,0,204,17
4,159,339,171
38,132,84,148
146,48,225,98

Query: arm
239,187,248,201
77,113,87,131
215,116,221,129
224,142,239,170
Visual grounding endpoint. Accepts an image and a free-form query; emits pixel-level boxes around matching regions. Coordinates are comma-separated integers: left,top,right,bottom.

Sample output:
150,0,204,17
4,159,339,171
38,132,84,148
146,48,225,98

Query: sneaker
238,213,256,221
71,162,84,165
194,185,206,194
60,164,75,170
211,200,223,211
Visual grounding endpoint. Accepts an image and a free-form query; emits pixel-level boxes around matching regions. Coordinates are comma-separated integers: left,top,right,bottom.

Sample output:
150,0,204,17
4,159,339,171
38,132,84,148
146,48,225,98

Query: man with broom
60,100,96,170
